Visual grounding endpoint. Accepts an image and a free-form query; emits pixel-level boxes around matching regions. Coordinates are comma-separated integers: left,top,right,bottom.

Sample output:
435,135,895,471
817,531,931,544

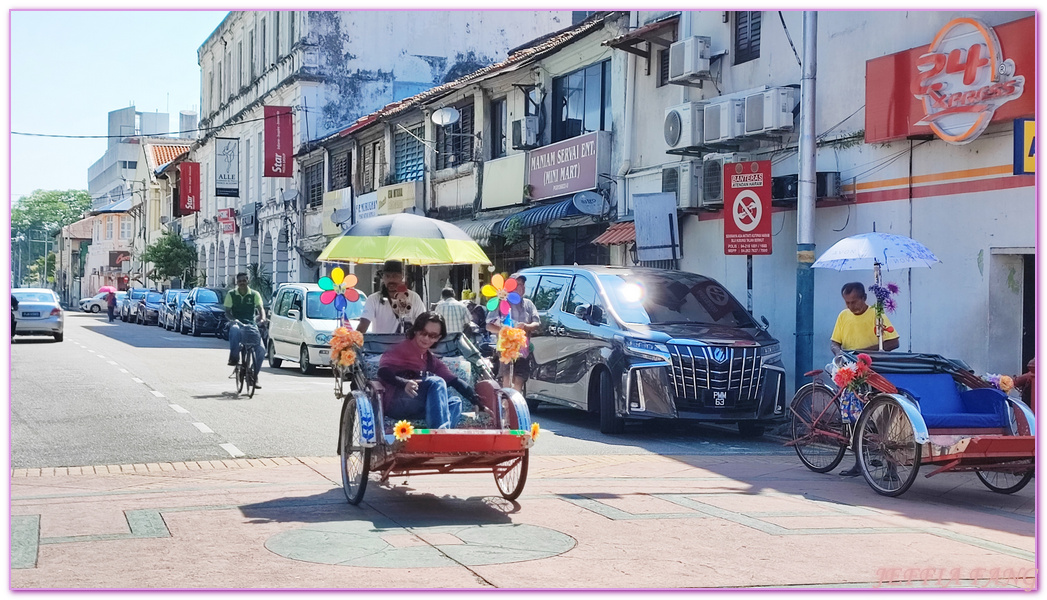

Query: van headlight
762,343,782,362
315,333,332,345
624,339,670,361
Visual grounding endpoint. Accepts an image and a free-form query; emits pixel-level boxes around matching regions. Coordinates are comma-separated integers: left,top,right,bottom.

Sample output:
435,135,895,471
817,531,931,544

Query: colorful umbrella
318,268,361,312
317,213,491,266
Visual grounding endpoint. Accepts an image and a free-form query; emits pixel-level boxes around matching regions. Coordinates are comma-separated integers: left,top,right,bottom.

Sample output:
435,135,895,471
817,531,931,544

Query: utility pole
795,11,818,389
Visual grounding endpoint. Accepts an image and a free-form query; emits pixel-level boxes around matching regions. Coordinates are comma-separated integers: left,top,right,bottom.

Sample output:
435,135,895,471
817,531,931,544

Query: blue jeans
229,322,265,377
387,375,462,429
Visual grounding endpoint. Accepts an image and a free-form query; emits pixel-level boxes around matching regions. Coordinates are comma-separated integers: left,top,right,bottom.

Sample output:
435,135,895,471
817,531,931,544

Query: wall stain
1007,267,1021,294
977,249,984,277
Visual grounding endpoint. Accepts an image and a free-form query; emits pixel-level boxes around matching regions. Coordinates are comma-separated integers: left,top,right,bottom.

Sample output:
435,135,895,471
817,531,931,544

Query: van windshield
306,291,365,320
598,273,756,328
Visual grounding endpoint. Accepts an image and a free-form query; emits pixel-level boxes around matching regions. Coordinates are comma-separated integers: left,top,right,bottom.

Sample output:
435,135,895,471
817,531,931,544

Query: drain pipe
616,12,638,218
795,11,818,391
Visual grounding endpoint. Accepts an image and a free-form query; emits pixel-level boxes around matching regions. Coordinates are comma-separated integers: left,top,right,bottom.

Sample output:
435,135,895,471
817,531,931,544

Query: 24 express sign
526,131,610,202
865,16,1034,145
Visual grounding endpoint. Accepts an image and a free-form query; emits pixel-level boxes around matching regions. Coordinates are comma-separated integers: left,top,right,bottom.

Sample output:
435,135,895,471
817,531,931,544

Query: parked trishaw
318,213,535,505
790,351,1035,497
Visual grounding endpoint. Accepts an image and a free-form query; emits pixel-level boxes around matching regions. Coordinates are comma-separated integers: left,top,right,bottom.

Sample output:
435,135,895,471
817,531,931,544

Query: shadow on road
79,322,225,349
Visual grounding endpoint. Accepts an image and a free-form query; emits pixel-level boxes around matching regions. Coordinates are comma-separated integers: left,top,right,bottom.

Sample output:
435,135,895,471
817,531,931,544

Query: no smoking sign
723,160,772,256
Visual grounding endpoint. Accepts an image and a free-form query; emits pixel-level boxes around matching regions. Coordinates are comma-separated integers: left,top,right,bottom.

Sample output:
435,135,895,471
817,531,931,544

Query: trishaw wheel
790,384,847,473
976,469,1033,494
856,397,921,497
494,450,529,501
340,396,371,505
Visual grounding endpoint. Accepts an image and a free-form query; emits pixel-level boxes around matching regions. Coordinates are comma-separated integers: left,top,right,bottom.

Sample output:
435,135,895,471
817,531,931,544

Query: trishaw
318,213,535,505
789,351,1035,497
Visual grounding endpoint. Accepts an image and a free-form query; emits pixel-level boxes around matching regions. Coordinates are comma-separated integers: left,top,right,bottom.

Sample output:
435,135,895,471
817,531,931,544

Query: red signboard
264,105,293,177
865,16,1034,144
178,162,200,214
527,131,604,202
723,160,772,256
217,208,237,234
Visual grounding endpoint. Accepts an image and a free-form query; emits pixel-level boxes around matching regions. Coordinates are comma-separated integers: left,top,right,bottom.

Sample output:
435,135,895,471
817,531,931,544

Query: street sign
723,160,772,256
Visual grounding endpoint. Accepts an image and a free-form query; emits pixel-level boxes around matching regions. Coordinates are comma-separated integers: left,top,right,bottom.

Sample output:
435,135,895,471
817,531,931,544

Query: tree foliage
141,232,197,281
11,189,92,235
248,262,274,304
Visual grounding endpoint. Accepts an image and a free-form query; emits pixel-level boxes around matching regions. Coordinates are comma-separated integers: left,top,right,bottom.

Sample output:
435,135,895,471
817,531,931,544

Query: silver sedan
13,288,64,342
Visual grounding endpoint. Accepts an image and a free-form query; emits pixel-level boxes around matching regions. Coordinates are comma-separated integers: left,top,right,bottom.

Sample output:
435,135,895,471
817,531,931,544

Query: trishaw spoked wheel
976,469,1033,494
790,384,848,473
494,450,529,501
340,396,371,505
856,397,921,497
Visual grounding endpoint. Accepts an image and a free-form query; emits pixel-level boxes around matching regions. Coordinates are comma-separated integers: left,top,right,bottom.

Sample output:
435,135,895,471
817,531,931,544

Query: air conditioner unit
663,102,704,149
701,153,753,208
817,171,842,199
661,161,702,208
668,36,712,84
744,87,798,135
703,99,746,144
511,116,539,150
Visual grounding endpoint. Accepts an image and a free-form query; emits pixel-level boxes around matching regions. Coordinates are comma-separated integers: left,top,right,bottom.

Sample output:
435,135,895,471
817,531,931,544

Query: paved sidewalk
10,453,1036,590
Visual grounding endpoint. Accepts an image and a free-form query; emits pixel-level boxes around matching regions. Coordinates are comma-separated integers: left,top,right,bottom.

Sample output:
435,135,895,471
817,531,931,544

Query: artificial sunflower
530,422,540,441
393,419,414,441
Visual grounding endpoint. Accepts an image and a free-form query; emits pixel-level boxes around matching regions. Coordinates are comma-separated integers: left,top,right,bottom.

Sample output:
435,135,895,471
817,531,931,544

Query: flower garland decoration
984,373,1015,393
393,420,414,441
833,353,874,393
329,326,365,368
318,268,361,312
530,422,540,441
497,326,528,363
868,282,899,334
482,274,522,318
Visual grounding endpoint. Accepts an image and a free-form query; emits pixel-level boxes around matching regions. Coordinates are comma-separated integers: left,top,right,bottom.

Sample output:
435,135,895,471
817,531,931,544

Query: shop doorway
550,224,609,266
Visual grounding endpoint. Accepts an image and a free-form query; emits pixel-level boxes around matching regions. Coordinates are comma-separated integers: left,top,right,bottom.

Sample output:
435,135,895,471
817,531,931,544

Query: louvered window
435,103,474,170
330,151,350,190
304,162,324,208
394,125,425,182
734,11,761,64
360,140,382,193
658,48,671,87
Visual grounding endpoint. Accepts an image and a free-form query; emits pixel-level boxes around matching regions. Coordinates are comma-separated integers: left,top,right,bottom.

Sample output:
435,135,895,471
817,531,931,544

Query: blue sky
10,10,228,200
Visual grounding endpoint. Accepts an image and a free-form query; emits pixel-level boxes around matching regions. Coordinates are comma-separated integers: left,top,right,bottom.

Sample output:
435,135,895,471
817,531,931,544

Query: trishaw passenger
357,260,425,334
829,281,901,477
378,312,478,429
486,275,541,393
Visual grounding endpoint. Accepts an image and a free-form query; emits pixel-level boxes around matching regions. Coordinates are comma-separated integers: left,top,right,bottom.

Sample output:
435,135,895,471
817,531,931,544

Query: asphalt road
11,312,791,469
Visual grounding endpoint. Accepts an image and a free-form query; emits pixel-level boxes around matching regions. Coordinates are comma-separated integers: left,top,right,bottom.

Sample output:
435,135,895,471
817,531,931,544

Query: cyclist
224,272,267,388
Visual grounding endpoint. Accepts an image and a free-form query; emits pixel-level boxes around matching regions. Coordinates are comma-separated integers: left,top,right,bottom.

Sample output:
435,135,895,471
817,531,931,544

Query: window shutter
734,11,761,64
394,126,425,182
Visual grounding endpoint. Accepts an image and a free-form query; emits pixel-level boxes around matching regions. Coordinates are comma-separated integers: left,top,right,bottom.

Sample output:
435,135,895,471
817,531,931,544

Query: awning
492,198,582,236
592,221,636,246
91,198,133,214
454,215,505,247
603,15,678,60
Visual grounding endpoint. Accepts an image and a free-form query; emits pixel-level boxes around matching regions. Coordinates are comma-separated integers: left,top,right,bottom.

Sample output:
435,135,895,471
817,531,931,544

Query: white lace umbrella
812,232,940,350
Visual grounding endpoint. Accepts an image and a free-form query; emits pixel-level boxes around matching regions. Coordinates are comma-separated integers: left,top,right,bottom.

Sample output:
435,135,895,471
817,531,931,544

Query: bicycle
232,319,263,398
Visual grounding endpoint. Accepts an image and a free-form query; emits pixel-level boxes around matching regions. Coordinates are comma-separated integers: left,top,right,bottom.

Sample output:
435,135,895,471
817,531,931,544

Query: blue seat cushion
882,373,1008,429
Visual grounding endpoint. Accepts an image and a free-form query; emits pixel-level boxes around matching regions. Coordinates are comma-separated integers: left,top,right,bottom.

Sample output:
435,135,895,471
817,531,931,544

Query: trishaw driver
830,281,899,477
225,273,267,386
357,260,425,334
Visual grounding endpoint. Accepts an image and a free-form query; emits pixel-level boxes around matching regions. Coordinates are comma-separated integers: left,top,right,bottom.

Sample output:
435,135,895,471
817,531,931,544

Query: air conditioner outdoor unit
701,152,753,208
744,87,798,135
668,36,712,84
661,161,702,208
703,99,746,144
663,102,704,149
511,116,539,150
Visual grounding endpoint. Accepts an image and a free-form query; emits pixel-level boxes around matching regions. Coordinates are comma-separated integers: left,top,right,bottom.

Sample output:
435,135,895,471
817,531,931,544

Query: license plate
713,391,727,407
22,312,40,318
319,349,329,355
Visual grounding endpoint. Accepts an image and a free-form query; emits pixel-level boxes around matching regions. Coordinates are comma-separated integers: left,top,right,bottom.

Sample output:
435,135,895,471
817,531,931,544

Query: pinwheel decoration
318,268,361,311
481,274,521,318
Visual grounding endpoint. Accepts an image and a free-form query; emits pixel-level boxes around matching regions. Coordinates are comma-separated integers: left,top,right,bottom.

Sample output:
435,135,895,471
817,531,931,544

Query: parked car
120,288,154,322
80,291,126,314
159,289,189,330
135,291,164,325
515,266,786,436
266,283,365,375
178,287,227,336
12,288,64,342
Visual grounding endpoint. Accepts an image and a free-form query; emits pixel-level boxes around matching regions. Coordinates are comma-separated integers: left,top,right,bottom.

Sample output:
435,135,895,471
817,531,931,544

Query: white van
267,283,366,374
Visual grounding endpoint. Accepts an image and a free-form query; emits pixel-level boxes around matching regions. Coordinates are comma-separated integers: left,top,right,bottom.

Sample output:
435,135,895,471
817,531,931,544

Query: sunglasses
419,330,442,340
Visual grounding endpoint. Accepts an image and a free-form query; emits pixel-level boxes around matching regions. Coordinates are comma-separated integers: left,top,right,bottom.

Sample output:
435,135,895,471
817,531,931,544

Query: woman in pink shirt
378,312,477,429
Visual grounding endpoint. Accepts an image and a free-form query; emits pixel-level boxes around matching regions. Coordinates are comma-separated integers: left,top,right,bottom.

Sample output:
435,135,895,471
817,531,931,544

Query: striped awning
592,221,636,246
455,216,506,247
492,198,582,236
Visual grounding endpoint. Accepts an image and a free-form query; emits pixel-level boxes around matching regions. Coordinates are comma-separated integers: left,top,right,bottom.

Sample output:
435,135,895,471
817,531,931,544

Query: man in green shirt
224,272,267,385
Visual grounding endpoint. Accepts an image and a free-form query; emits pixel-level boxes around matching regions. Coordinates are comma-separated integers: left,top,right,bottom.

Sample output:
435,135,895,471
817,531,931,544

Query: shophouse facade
53,217,93,306
81,200,134,296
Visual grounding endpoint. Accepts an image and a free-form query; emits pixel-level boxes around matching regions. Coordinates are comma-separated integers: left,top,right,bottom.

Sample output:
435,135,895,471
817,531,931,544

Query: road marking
87,350,95,353
131,378,144,384
192,422,214,433
150,390,165,398
220,443,245,458
96,355,105,359
168,404,189,413
107,361,118,365
119,369,128,374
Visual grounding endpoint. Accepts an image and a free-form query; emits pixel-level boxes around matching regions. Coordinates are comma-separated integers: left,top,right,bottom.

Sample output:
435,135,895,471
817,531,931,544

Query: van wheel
596,370,624,434
738,422,766,438
268,341,283,368
299,345,315,375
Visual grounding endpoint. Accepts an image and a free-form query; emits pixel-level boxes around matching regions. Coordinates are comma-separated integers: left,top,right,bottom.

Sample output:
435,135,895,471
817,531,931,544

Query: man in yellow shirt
830,282,898,477
830,282,899,356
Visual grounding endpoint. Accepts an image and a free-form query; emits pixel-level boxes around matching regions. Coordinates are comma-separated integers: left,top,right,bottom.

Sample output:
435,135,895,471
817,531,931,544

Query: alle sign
723,160,772,256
